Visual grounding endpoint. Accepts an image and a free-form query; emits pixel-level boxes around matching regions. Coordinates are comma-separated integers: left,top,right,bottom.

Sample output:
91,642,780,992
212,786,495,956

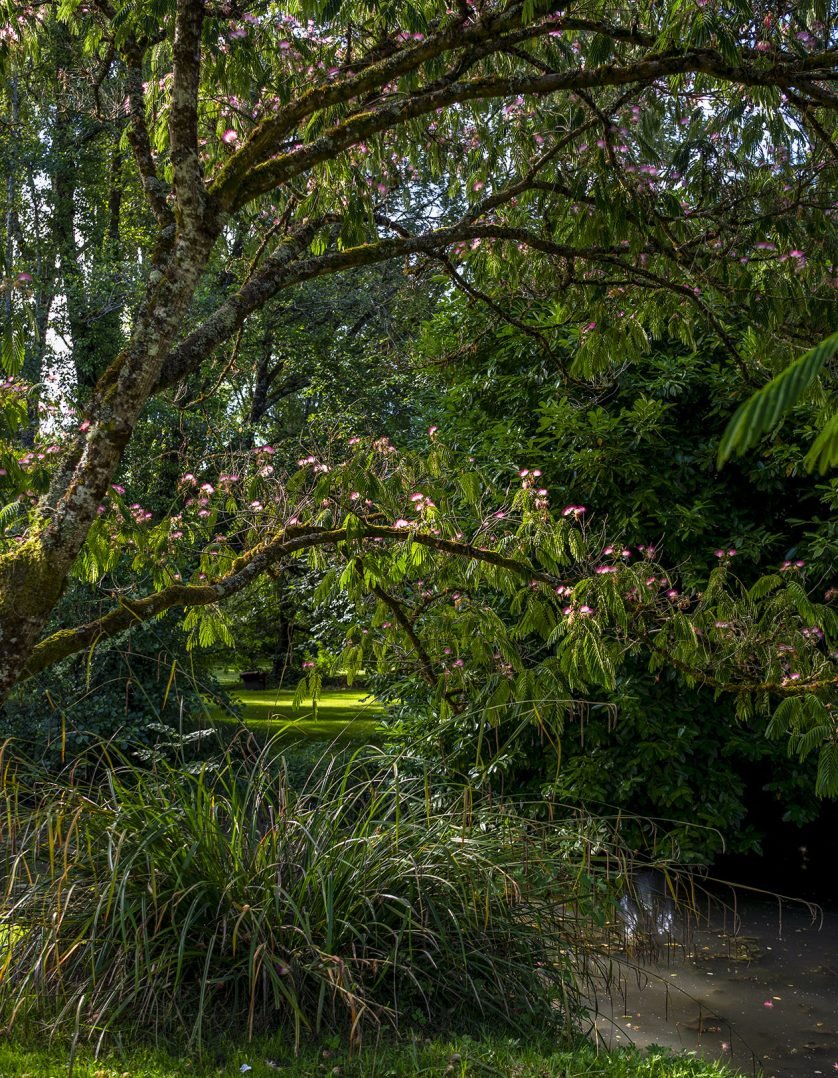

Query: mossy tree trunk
0,1,216,700
0,228,217,698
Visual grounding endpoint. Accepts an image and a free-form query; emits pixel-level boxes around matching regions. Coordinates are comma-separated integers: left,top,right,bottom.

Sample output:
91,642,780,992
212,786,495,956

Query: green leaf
717,332,838,467
0,500,22,530
804,412,838,475
747,574,782,601
765,695,800,740
1,322,24,376
456,472,482,507
816,742,838,798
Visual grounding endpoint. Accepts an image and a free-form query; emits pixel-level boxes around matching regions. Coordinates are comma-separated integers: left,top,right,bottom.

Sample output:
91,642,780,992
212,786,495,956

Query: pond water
592,888,838,1076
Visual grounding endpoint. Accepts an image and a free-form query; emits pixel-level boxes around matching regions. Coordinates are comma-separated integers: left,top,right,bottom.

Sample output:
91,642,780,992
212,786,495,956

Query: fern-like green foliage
804,412,838,475
183,606,234,650
717,332,838,471
0,500,22,531
817,742,838,799
766,694,838,798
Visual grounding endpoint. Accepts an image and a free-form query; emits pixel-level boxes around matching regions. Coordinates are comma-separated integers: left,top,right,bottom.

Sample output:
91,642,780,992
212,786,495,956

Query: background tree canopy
0,0,836,843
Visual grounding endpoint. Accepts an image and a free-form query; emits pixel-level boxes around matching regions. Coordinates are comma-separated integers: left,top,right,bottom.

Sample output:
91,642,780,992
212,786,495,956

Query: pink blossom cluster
297,455,329,473
16,444,61,469
518,468,550,509
409,491,436,511
562,603,594,620
0,376,27,395
129,503,153,524
783,249,807,268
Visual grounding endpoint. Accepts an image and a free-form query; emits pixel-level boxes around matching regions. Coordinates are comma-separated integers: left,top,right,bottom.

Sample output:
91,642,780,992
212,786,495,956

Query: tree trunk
0,225,218,700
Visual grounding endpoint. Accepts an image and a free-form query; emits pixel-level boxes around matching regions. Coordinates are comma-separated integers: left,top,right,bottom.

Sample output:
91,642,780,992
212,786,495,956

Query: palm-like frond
717,332,838,470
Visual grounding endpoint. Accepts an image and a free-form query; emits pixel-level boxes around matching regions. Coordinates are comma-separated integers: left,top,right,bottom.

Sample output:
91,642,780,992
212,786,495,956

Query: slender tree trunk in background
1,76,46,450
271,583,297,687
86,133,129,389
3,75,20,410
152,419,189,509
23,158,58,444
53,111,121,395
107,140,124,249
53,29,127,396
237,326,309,454
52,30,95,391
3,75,18,313
244,326,275,452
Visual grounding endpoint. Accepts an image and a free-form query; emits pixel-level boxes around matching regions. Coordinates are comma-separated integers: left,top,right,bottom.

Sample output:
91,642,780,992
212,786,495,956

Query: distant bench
240,670,267,690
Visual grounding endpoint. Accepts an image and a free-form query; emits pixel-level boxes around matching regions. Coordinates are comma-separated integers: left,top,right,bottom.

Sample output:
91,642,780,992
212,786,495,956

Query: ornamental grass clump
0,745,584,1049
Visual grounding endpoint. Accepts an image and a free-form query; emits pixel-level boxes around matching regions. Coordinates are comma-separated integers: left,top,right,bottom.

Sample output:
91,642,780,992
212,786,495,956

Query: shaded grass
0,1035,737,1077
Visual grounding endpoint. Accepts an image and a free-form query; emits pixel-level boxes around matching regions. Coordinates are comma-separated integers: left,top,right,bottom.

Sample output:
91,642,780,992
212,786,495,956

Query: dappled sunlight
211,683,384,739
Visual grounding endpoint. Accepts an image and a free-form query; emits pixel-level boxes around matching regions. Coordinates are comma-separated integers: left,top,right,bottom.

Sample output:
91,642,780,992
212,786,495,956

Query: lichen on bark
0,538,66,697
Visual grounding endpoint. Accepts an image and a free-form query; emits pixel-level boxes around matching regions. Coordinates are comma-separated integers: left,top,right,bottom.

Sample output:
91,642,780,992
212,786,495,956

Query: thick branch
24,522,835,705
210,2,565,202
785,89,838,161
154,221,321,391
219,51,838,211
24,523,555,679
171,0,207,228
154,224,634,392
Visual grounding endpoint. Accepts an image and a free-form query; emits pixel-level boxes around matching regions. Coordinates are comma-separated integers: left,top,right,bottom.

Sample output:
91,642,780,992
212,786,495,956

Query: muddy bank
592,893,838,1077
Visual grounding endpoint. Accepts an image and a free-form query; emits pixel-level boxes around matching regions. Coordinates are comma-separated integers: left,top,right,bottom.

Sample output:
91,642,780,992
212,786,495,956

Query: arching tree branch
153,224,634,393
219,51,838,211
22,523,558,680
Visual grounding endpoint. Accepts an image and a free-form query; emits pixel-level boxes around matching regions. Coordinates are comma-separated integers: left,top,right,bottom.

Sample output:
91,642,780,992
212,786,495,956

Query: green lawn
0,1036,737,1077
208,681,384,742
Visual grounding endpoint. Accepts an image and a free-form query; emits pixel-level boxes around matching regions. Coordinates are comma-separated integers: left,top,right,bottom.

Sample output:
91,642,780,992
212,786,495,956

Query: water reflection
595,886,837,1077
618,867,676,942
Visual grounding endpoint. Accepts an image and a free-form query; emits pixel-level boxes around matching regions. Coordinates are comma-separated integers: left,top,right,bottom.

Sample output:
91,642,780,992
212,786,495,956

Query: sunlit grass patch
209,684,384,741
